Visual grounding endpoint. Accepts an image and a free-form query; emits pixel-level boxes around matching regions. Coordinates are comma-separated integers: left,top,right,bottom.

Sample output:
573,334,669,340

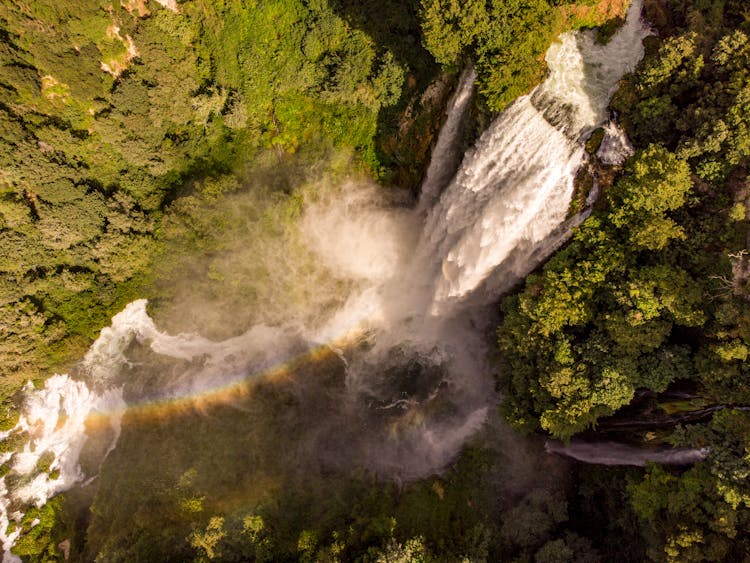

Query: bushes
499,145,707,440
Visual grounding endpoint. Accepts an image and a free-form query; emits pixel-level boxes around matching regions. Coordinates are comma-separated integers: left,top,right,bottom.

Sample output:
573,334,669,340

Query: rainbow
82,327,366,434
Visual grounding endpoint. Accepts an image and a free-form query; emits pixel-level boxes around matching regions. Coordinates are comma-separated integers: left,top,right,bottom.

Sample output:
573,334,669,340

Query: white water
0,2,651,558
419,0,651,311
597,120,635,165
533,0,650,140
546,439,710,467
417,66,476,214
0,362,127,560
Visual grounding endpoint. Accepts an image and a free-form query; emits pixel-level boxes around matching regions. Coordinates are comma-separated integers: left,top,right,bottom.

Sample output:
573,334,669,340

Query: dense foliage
499,0,750,559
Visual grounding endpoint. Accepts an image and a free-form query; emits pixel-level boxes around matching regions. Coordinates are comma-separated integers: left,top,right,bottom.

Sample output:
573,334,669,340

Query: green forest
1,0,749,561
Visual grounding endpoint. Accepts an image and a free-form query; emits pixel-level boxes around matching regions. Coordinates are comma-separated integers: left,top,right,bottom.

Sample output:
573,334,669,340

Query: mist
119,173,499,479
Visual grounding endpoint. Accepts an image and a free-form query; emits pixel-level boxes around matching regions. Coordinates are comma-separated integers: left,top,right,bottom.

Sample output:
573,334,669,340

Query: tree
608,145,692,250
420,0,487,65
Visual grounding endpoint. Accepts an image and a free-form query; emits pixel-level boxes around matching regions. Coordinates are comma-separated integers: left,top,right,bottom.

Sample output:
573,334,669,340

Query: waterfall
416,65,476,214
0,2,652,557
545,439,710,467
418,0,651,312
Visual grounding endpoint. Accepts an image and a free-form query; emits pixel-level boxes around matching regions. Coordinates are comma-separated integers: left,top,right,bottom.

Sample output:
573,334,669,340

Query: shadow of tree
328,0,435,84
328,0,444,189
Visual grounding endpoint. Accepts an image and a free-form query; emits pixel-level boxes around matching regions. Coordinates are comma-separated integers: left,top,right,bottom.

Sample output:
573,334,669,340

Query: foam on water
0,375,126,561
597,120,635,165
419,0,651,312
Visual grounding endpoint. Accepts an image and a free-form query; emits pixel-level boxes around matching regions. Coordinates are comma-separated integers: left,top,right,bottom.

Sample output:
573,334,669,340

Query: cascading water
597,120,636,165
416,65,477,215
545,439,710,467
417,0,651,312
0,1,653,558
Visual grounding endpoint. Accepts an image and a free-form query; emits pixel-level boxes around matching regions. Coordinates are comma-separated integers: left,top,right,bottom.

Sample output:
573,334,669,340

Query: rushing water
546,439,710,467
597,120,636,165
0,2,653,558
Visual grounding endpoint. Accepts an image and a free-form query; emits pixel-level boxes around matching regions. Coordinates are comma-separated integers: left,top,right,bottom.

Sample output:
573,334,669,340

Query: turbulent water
0,2,653,558
597,120,636,165
416,65,477,214
420,0,650,310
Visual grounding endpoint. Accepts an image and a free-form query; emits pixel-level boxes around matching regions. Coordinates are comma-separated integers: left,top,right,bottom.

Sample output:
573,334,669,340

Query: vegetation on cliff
420,0,630,110
499,0,750,559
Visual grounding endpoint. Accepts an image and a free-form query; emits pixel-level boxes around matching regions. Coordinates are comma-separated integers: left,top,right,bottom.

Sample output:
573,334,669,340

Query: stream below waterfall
0,2,658,559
